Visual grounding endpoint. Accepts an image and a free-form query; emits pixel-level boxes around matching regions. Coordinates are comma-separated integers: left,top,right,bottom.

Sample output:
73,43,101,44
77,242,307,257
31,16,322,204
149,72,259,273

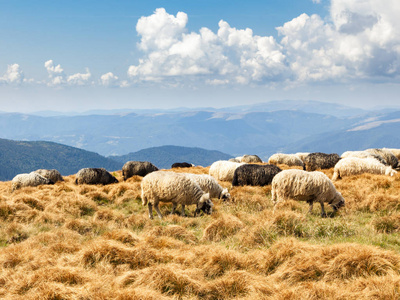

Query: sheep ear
200,193,210,203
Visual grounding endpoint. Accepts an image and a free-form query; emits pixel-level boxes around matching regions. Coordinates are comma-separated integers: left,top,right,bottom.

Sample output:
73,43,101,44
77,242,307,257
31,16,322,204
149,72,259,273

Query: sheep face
329,192,345,212
386,167,397,176
220,188,231,201
198,193,213,215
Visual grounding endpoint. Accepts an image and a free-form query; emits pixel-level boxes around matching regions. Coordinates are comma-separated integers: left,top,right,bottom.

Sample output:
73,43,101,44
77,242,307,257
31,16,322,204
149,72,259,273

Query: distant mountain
110,145,233,169
30,100,369,118
282,111,400,154
0,109,360,158
0,139,122,181
219,100,368,117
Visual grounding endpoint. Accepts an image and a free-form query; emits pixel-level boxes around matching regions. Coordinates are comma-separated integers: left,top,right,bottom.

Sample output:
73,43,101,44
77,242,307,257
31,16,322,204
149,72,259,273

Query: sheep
332,157,397,181
295,152,310,162
209,160,245,182
171,162,194,168
303,152,341,171
12,172,54,191
365,148,399,169
341,150,387,165
228,158,241,163
141,171,213,219
122,161,158,180
184,173,231,201
240,154,263,163
34,169,64,183
232,164,282,187
271,169,345,217
268,153,304,167
383,148,400,160
75,168,118,185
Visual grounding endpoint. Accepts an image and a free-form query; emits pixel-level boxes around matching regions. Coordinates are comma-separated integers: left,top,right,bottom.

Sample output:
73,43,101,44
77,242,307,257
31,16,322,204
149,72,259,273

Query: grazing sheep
268,153,304,167
171,162,194,168
240,154,263,163
75,168,118,185
12,172,54,191
295,152,310,162
341,150,387,165
141,171,213,219
209,160,245,182
271,169,345,217
34,169,64,183
228,158,241,163
303,152,341,171
383,148,400,160
184,173,231,201
122,161,158,180
232,164,282,187
332,157,397,181
365,148,399,169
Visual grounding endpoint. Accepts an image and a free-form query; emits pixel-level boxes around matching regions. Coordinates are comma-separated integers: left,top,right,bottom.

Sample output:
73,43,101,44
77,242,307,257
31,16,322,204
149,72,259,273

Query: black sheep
122,161,158,180
232,164,282,186
303,152,341,171
171,162,193,168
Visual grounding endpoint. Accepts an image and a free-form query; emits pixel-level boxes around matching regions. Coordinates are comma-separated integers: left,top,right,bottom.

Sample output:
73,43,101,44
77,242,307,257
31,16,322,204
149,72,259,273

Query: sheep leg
147,203,154,220
307,200,314,214
170,203,177,215
154,202,163,219
194,204,200,217
271,189,278,214
320,202,327,218
181,205,186,217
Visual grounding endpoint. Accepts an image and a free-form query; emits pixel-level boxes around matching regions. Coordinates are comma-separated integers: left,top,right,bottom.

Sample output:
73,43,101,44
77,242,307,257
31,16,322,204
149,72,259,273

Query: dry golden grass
1,165,400,299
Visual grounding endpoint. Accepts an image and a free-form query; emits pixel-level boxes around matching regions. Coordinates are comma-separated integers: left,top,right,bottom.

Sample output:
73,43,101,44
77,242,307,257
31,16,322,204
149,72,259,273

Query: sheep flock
9,148,399,218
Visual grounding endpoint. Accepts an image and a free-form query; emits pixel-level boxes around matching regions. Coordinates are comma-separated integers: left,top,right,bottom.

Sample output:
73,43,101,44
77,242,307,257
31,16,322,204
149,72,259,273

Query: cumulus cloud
44,60,66,86
128,7,286,85
45,60,93,87
0,64,24,85
100,72,119,87
67,68,92,86
128,2,400,86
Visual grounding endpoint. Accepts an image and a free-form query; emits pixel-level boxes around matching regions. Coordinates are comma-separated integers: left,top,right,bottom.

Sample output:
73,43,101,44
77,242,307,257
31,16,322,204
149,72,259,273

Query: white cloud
128,8,286,85
0,64,24,85
45,60,93,87
67,68,92,86
5,1,400,90
100,72,119,87
44,60,66,86
128,3,400,86
276,0,400,82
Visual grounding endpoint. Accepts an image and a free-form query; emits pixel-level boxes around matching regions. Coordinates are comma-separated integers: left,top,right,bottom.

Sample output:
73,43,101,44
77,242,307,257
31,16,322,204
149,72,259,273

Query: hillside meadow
1,165,400,299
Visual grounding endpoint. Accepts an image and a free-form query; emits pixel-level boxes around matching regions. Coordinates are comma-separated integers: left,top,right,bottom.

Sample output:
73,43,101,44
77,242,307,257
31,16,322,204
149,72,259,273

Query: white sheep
141,171,213,219
365,148,399,169
341,150,387,165
184,173,231,201
12,172,54,191
209,160,245,182
332,157,397,181
268,153,304,167
271,169,345,217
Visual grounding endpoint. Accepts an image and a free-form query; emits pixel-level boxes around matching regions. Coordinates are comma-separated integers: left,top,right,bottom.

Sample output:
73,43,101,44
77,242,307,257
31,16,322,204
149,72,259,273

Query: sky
0,0,399,112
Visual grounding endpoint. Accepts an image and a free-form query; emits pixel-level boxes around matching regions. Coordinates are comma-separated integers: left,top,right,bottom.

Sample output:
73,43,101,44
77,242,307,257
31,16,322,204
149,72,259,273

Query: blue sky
0,0,399,112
